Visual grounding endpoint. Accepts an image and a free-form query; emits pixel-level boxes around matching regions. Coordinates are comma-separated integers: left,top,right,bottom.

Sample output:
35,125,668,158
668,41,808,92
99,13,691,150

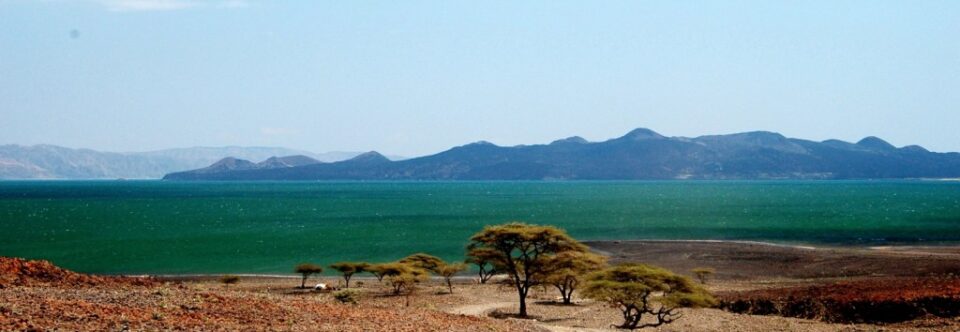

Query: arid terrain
4,241,960,331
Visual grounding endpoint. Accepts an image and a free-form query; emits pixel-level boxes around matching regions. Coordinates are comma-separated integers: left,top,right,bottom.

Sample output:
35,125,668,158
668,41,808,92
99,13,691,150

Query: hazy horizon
2,126,955,159
2,1,958,156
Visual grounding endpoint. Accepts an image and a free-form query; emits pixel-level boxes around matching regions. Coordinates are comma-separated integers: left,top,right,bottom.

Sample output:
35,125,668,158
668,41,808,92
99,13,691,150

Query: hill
163,128,960,180
0,145,374,179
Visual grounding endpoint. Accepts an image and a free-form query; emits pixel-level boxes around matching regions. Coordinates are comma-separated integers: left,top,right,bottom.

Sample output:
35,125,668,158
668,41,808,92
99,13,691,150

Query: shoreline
6,241,960,331
83,240,960,278
588,239,960,281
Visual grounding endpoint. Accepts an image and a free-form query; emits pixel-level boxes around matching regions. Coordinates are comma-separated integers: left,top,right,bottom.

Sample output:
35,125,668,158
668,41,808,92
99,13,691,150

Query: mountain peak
257,155,321,168
466,140,496,147
857,136,897,151
211,157,255,168
344,151,390,164
550,136,589,145
620,128,665,140
900,145,929,153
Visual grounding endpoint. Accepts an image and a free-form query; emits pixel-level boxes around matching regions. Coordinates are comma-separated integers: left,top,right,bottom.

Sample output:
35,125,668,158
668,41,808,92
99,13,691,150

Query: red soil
719,277,960,323
0,257,537,331
0,257,155,288
726,277,960,303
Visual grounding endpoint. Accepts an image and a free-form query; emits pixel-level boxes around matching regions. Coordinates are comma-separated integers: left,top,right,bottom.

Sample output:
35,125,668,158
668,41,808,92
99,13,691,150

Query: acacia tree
582,263,716,329
691,267,715,284
542,251,607,304
294,263,324,289
399,253,445,273
378,263,429,296
330,262,369,288
467,222,588,317
465,247,499,284
365,263,390,282
436,262,468,294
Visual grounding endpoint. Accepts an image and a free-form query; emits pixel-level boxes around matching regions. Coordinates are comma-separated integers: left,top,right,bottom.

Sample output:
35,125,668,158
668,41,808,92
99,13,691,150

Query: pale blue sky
1,1,958,156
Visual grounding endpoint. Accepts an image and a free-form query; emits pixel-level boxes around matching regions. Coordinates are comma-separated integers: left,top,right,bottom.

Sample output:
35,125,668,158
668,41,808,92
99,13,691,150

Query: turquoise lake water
1,180,959,274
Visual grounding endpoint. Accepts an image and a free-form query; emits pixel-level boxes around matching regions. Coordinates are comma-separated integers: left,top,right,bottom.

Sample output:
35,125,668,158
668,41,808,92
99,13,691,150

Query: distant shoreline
6,178,960,182
102,240,960,278
587,239,960,281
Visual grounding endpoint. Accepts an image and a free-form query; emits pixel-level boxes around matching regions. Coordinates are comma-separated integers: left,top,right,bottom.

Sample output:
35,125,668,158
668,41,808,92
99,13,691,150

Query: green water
1,180,959,274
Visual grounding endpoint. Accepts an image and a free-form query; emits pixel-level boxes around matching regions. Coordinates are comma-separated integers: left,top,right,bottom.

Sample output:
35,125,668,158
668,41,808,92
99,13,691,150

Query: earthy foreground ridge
164,128,960,180
5,240,960,331
0,257,535,331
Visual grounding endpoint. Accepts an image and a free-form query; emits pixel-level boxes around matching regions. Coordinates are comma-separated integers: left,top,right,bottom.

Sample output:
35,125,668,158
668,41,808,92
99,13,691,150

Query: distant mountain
179,155,322,175
163,128,960,181
0,145,377,179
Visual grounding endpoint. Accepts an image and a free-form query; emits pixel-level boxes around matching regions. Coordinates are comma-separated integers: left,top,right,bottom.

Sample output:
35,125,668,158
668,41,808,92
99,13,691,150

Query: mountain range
0,145,389,179
163,128,960,180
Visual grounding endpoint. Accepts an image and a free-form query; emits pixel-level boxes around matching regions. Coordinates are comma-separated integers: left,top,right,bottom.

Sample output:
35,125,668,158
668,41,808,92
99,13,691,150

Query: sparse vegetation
219,275,240,285
378,263,429,296
542,251,607,304
467,222,589,317
692,267,715,284
294,263,323,289
330,262,369,288
332,289,360,304
436,262,468,294
399,253,445,273
583,263,717,329
465,248,499,284
365,263,390,282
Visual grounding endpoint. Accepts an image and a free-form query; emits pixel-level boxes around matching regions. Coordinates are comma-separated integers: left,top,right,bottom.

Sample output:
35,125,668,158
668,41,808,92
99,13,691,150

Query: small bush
692,267,716,284
333,289,360,304
219,275,240,285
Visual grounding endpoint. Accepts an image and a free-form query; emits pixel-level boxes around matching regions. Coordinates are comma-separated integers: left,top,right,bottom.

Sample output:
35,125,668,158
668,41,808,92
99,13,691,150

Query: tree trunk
447,279,453,294
300,275,307,289
517,287,527,317
344,275,351,288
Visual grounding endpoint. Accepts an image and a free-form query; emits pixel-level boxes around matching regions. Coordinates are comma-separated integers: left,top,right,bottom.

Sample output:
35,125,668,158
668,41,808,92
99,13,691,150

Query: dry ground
4,241,960,331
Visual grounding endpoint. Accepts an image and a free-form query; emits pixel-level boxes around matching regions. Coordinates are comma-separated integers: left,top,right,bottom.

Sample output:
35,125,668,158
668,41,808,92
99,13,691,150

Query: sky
1,1,958,157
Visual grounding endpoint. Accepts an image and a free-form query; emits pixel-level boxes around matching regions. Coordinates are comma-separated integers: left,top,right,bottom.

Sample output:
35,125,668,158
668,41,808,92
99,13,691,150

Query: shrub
332,289,361,304
691,267,716,284
219,275,240,285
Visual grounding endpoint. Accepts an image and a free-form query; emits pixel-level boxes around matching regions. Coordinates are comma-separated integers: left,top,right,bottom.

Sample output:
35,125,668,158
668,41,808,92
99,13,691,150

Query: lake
1,180,959,274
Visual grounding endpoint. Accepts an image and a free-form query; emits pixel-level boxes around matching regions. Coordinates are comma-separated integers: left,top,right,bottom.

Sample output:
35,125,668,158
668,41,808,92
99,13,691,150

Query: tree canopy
398,253,445,273
464,247,499,284
582,263,716,329
294,263,324,289
377,262,429,295
436,262,468,294
330,262,370,288
542,251,607,304
467,222,588,317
